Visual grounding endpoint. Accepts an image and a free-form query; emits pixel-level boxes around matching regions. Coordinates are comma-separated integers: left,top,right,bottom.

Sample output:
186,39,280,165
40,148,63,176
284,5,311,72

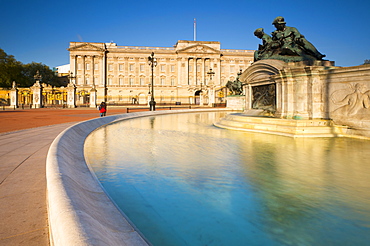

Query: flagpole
194,18,196,41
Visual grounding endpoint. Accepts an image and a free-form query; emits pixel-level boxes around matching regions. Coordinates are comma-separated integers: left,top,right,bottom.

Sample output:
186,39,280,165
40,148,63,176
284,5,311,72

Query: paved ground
0,107,129,133
0,107,128,245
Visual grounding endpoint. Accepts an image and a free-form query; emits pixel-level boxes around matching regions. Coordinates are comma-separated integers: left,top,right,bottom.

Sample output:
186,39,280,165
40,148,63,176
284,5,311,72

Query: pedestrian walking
98,102,107,117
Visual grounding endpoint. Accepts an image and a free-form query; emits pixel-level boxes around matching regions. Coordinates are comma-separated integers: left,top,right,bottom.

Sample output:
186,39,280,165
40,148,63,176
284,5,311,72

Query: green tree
22,62,59,87
364,59,370,65
0,48,60,88
0,49,24,87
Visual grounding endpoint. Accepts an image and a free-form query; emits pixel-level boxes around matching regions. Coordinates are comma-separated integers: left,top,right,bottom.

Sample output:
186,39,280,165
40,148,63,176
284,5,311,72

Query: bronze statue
226,70,244,95
254,28,273,61
254,16,325,62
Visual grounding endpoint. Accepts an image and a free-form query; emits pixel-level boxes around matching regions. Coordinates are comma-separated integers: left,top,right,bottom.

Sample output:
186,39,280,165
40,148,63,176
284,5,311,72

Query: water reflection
85,112,370,246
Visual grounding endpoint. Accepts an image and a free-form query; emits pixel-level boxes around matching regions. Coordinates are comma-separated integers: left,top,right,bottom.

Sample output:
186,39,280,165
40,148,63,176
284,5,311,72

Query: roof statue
254,16,325,62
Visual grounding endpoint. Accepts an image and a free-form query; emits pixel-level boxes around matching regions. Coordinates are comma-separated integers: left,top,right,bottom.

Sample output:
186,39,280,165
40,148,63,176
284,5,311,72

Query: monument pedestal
218,60,341,137
31,82,43,108
215,113,347,138
240,60,336,120
90,87,97,108
226,95,245,110
10,82,18,108
67,82,76,108
217,59,370,139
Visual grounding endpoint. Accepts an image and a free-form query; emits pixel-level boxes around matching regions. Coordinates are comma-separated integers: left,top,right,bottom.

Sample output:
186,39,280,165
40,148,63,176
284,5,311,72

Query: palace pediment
68,43,106,52
177,45,220,54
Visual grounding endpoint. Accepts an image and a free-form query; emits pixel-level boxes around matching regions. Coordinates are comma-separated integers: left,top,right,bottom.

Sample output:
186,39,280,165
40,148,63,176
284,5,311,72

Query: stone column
31,71,43,108
102,51,107,100
280,68,295,118
91,56,95,86
199,91,203,106
208,86,215,106
212,58,219,86
293,68,310,119
194,58,197,85
81,55,85,85
67,82,76,108
218,56,222,86
189,90,194,104
201,58,205,85
274,79,283,118
186,58,190,85
90,86,97,108
10,81,18,108
70,55,76,80
244,84,252,111
188,58,191,85
31,83,43,108
177,58,182,86
305,66,327,119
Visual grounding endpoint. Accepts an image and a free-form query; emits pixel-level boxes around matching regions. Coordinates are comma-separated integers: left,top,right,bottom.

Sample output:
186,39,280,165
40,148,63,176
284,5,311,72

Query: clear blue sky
1,0,369,68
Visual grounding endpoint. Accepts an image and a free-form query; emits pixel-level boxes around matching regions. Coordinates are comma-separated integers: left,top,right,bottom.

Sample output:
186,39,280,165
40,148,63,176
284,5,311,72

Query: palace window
171,65,175,72
94,63,99,70
119,78,124,86
108,64,113,71
86,63,90,70
129,64,134,71
140,64,145,72
161,65,166,72
140,78,144,86
119,64,124,71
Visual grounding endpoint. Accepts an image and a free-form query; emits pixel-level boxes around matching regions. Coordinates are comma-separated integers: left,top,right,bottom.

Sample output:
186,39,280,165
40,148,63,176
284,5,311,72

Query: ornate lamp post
207,68,216,106
207,68,215,81
147,52,157,111
68,72,76,85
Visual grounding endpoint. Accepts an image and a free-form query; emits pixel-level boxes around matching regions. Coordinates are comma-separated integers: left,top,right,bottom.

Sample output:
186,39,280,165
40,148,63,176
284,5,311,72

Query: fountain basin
46,109,231,246
215,112,348,138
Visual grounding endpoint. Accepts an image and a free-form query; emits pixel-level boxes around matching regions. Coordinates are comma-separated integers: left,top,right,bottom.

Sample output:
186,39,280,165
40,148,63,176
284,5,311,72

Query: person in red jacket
98,102,107,117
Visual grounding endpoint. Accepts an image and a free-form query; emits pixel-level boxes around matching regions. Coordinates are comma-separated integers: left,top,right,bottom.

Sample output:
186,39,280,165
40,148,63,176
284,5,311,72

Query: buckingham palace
68,40,254,106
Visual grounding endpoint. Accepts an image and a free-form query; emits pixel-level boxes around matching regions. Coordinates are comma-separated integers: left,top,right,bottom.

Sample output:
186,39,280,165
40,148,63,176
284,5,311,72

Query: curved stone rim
46,109,231,246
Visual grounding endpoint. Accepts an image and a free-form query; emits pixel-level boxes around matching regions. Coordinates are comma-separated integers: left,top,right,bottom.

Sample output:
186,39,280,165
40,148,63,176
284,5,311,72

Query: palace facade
68,40,254,106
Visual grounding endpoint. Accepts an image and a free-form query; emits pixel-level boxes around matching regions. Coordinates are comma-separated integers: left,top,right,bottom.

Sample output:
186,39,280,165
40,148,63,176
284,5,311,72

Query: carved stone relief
330,83,370,119
252,83,276,112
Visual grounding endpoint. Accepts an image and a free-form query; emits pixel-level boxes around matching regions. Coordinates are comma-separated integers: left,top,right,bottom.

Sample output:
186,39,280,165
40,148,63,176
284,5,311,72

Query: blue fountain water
85,112,370,246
